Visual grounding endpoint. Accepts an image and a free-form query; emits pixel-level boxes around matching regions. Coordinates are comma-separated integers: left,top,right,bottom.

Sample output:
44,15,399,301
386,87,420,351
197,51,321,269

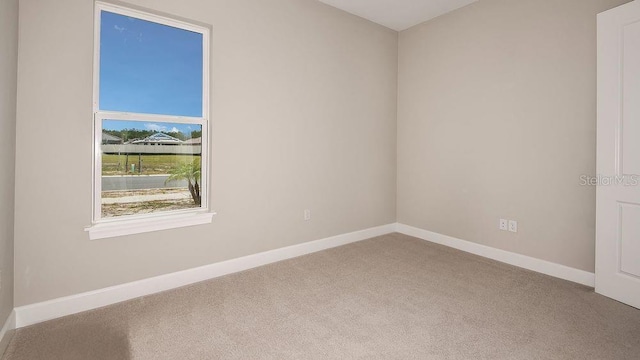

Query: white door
596,0,640,309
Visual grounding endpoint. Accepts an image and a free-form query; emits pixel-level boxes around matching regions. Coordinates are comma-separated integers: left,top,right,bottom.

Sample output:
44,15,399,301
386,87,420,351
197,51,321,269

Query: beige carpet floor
3,233,640,359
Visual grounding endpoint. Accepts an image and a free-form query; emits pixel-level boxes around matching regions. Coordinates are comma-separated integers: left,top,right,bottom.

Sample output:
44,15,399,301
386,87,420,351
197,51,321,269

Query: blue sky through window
99,11,203,117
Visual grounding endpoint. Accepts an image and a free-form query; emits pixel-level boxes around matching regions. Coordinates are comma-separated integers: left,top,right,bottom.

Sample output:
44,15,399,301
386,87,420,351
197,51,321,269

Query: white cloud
143,123,183,133
144,123,168,132
114,25,126,33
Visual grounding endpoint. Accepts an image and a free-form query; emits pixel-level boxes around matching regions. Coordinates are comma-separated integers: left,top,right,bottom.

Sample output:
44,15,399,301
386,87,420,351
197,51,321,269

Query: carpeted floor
3,233,640,359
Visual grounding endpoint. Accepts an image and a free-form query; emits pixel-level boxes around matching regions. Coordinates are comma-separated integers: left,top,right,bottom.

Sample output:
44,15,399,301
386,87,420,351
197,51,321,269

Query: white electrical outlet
499,219,508,231
509,220,518,233
304,209,311,221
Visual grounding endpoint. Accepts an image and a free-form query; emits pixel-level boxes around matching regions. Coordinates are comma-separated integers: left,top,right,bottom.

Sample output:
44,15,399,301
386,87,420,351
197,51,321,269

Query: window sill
85,211,216,240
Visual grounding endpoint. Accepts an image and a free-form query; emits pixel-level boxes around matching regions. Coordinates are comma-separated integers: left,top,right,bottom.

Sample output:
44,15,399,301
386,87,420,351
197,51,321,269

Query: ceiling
317,0,479,31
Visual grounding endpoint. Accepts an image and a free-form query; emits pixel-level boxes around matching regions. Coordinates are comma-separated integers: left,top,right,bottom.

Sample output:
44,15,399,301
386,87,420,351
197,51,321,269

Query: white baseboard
396,223,596,287
14,223,396,328
0,310,16,357
13,223,595,329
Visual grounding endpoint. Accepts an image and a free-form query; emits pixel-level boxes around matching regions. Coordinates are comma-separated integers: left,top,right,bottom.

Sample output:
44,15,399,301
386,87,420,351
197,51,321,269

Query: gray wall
14,0,398,306
13,0,626,308
397,0,630,272
0,0,18,336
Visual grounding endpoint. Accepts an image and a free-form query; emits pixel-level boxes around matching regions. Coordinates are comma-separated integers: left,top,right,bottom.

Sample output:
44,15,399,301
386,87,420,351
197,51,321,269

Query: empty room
1,0,639,358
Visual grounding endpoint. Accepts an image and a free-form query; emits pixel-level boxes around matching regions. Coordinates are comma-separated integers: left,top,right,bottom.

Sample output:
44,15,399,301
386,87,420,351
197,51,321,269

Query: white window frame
86,2,213,240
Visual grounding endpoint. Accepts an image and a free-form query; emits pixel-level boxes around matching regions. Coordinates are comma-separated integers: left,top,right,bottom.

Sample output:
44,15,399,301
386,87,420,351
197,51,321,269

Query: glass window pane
101,120,203,218
99,11,203,117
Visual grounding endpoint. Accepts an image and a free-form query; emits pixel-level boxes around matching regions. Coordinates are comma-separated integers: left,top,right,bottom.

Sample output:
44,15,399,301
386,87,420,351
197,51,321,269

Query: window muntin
93,2,209,224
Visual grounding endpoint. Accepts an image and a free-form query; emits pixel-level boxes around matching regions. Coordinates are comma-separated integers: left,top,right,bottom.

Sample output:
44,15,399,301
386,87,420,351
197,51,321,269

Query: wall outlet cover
499,219,508,231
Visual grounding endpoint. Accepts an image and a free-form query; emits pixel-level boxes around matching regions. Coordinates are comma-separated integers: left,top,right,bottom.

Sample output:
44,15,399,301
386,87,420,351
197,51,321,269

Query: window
88,2,212,239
